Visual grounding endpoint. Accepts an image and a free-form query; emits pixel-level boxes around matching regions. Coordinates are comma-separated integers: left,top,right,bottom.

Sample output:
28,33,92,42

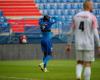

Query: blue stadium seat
35,0,41,3
57,4,64,9
69,10,76,15
61,16,67,21
94,3,100,9
77,4,83,9
54,0,61,3
97,16,100,21
25,26,41,33
94,3,98,9
71,4,78,9
50,4,57,9
43,4,51,9
64,4,71,9
94,10,100,15
0,10,3,17
42,10,48,15
60,0,67,3
0,16,7,23
38,0,47,3
38,4,44,10
2,22,9,28
55,10,63,16
64,16,72,21
0,27,10,32
37,0,48,3
47,0,55,3
93,0,100,2
47,10,55,16
74,0,83,2
63,10,68,15
0,23,2,27
68,0,74,3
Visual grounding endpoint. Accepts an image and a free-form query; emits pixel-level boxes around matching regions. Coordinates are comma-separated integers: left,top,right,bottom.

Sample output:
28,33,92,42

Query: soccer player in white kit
66,0,100,80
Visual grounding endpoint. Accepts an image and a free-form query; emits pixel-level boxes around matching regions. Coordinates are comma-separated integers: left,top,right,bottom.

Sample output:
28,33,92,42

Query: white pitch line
0,76,33,80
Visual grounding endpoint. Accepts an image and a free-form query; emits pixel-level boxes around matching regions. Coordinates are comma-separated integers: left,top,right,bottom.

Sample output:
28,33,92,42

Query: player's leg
76,61,84,80
83,61,91,80
83,51,95,80
43,54,52,72
39,40,46,71
39,51,47,71
43,41,52,72
76,50,84,80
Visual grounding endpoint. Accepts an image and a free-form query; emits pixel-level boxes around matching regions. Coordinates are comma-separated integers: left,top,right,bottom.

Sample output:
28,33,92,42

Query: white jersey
71,11,100,50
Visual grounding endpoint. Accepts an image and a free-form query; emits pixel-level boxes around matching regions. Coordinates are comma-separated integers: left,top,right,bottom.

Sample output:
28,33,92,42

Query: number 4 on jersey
79,21,84,31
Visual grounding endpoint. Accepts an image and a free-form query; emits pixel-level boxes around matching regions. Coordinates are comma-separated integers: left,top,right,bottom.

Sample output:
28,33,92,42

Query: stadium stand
0,0,42,43
0,0,100,43
0,0,41,33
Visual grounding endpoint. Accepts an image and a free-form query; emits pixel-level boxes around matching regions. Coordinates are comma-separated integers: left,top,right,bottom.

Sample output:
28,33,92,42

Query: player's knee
84,61,91,67
77,60,84,64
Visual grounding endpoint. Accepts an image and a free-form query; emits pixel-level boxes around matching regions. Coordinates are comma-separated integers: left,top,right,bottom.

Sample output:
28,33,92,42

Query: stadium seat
57,4,64,9
40,0,47,3
2,22,10,28
63,10,68,15
42,10,48,15
55,10,63,16
74,0,83,2
44,4,51,9
38,4,44,10
0,16,7,23
48,10,55,16
35,0,42,3
68,0,74,3
49,4,57,9
54,0,61,3
0,10,3,17
94,0,100,2
64,4,71,9
47,0,55,3
25,26,41,33
69,10,75,15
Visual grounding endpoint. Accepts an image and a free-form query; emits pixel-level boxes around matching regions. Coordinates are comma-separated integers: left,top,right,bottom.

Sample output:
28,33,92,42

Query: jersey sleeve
50,17,57,24
92,15,100,47
92,15,99,28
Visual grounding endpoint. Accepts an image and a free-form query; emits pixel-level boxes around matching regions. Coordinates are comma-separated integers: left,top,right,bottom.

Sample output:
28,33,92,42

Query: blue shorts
41,39,53,55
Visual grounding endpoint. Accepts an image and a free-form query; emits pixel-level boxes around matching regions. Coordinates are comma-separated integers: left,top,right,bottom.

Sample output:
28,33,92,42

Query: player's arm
66,18,75,52
50,17,59,24
92,16,100,52
39,18,46,30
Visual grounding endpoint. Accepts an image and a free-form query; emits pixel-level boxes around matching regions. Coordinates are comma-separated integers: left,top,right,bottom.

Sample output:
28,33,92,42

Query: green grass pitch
0,60,100,80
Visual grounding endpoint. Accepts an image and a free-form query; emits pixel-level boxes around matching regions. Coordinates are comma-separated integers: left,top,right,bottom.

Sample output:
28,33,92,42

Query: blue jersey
39,18,56,40
39,17,57,54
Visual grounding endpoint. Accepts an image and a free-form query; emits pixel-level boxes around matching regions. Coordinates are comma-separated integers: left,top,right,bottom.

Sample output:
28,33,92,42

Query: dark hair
43,15,50,22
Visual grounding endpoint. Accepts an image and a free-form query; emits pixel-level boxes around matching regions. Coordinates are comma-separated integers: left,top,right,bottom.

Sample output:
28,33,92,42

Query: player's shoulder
90,12,97,19
74,11,87,17
39,18,44,23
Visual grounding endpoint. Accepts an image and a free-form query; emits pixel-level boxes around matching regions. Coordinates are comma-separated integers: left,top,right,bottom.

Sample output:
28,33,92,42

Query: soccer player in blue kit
39,15,57,72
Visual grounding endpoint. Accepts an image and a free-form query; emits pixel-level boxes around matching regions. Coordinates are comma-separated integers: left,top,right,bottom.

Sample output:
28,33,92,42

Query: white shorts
76,50,95,62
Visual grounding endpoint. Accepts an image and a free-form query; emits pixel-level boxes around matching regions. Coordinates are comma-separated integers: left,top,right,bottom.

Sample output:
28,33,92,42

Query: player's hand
97,47,100,56
65,43,72,53
52,51,56,57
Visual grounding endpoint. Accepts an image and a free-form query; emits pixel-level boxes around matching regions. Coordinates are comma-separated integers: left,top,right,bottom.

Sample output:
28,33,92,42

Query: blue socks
43,55,52,68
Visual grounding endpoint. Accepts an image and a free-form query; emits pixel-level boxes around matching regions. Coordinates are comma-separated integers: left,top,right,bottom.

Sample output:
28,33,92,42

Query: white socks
40,62,44,65
76,64,91,80
76,64,83,79
84,67,91,80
